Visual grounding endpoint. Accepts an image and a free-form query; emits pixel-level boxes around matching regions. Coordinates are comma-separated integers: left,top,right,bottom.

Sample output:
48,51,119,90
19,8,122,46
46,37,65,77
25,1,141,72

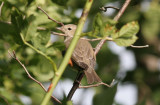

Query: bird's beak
56,27,63,32
51,27,65,36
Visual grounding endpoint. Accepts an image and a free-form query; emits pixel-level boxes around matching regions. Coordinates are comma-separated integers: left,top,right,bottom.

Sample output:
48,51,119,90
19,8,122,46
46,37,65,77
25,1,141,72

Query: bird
56,24,101,84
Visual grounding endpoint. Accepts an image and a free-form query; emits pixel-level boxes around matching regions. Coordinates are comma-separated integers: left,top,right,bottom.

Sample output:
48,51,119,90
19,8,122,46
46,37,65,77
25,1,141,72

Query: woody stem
67,72,85,100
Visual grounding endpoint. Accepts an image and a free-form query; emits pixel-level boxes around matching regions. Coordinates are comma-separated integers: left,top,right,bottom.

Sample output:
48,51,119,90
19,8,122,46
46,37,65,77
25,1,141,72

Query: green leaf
118,21,139,38
21,15,37,41
67,100,73,105
82,13,108,38
31,30,50,51
0,22,15,35
93,13,103,29
11,8,25,44
51,42,65,51
113,21,139,46
114,35,138,46
31,56,54,82
11,8,38,44
100,18,117,37
45,47,59,56
92,13,103,35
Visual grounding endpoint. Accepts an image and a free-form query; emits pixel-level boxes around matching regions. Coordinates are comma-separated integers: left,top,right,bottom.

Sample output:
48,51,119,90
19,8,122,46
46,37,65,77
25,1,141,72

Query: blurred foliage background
0,0,160,105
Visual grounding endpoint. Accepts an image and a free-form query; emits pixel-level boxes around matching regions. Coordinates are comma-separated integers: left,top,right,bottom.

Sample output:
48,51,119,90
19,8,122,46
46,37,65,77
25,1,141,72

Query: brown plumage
57,24,101,84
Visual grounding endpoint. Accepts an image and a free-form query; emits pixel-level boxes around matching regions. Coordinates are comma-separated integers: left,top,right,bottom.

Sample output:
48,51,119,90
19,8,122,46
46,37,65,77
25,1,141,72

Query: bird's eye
68,28,72,30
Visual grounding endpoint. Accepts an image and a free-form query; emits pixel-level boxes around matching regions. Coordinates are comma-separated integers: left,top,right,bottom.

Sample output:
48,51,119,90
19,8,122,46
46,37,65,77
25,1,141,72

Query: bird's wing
71,39,96,71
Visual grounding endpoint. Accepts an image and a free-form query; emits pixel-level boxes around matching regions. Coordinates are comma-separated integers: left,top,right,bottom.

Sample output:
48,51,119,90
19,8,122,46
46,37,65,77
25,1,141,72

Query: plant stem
20,34,57,72
41,0,94,104
113,0,131,21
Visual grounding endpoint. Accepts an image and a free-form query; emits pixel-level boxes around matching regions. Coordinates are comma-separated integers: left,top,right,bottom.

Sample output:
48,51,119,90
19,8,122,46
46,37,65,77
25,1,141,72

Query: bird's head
56,24,77,37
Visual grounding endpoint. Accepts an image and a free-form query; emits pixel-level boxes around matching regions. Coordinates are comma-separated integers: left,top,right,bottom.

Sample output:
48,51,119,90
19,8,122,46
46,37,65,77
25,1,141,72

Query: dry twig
79,79,115,88
8,50,61,104
113,0,131,21
37,6,64,26
0,1,4,16
130,45,149,48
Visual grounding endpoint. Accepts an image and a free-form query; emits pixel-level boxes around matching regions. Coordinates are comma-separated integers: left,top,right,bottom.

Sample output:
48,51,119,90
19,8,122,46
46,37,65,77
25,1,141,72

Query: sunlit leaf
21,15,37,41
92,13,103,35
114,35,138,46
118,21,139,38
113,21,139,46
31,30,50,51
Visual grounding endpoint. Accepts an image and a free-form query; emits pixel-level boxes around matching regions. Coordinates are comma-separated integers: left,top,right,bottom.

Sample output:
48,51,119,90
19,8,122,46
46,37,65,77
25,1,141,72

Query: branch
41,0,94,104
37,6,64,26
37,27,46,30
113,0,131,21
130,44,149,48
79,79,115,88
8,51,61,104
0,1,4,17
94,0,131,55
67,72,85,100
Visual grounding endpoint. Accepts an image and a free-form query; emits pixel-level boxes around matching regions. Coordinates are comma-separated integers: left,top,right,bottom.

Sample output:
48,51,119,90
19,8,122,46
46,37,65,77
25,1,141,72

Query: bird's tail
84,68,101,84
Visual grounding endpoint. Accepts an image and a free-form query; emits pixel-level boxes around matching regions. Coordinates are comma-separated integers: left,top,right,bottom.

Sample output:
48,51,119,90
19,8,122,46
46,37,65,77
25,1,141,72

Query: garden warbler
56,24,101,84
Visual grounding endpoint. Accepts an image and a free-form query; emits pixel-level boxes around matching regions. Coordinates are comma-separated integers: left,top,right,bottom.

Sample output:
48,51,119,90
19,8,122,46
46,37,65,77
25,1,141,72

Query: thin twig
94,0,131,55
52,31,113,42
84,38,104,41
0,1,4,16
94,39,106,55
0,94,10,105
130,45,149,48
37,27,46,30
79,79,115,88
100,6,120,12
8,50,61,104
113,0,131,21
37,6,64,26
